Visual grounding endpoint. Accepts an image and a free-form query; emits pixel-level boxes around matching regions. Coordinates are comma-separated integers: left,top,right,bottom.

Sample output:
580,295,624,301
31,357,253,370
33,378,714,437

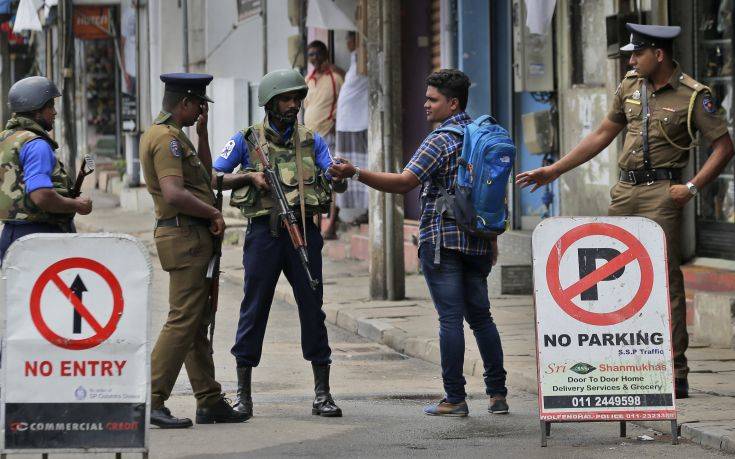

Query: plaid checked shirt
404,111,491,256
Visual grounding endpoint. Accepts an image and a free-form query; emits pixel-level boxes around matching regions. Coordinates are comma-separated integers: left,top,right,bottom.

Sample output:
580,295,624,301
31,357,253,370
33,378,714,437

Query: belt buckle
644,170,655,186
628,171,637,185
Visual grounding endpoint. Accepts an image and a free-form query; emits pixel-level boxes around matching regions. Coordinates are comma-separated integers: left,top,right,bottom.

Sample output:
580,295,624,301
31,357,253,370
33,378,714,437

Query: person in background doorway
334,31,369,225
304,40,344,239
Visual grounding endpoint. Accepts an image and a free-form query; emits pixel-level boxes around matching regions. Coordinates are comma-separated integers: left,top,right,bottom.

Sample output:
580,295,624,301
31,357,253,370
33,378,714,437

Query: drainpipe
182,0,189,72
381,2,395,300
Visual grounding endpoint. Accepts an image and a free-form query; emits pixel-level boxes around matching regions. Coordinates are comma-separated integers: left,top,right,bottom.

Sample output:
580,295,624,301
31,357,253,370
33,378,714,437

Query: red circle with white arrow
29,257,124,350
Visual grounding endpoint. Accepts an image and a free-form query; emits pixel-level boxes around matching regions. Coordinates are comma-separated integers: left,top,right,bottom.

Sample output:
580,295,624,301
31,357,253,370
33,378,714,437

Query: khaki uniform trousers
150,225,222,409
608,180,688,379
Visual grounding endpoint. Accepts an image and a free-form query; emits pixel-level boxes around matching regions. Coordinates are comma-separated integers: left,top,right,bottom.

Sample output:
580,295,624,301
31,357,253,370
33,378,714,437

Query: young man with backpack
328,69,511,416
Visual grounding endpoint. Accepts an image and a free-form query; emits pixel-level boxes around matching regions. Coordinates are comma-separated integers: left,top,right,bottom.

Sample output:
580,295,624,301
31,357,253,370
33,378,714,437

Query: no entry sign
1,234,151,454
532,217,675,422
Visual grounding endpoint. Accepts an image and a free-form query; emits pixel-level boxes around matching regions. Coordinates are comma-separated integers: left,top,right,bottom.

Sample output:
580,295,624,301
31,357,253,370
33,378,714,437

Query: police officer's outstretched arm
515,118,625,192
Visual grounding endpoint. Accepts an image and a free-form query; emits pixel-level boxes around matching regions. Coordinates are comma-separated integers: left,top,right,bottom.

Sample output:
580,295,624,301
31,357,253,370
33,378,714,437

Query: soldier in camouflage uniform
214,69,347,419
0,76,93,261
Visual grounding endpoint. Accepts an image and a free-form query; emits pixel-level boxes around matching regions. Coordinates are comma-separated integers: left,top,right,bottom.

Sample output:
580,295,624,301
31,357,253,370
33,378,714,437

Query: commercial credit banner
532,217,676,422
2,234,151,452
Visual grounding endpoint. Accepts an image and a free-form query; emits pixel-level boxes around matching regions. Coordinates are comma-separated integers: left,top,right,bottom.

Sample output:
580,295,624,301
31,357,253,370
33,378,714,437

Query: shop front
691,0,734,259
72,4,124,160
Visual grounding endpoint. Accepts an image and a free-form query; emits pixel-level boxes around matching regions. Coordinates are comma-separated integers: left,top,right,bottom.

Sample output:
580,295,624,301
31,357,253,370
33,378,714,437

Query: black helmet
8,76,62,113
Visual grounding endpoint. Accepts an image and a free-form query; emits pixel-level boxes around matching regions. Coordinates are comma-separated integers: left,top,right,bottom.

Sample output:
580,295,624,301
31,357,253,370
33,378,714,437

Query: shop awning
306,0,356,31
13,0,42,32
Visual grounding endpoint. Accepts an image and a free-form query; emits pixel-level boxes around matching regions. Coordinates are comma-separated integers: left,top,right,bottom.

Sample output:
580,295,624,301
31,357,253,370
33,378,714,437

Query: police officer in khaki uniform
140,73,247,428
516,24,734,399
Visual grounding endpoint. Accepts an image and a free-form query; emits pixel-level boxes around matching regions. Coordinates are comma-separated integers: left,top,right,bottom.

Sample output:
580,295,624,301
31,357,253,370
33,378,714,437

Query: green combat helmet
8,76,61,113
257,69,308,107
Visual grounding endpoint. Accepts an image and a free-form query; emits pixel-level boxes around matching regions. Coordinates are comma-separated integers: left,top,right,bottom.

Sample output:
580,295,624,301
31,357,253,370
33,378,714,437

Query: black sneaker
195,396,249,424
488,397,509,414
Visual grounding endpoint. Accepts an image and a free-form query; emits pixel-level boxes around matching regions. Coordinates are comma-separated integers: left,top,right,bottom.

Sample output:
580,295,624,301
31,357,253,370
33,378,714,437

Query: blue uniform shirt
19,138,56,193
213,122,335,179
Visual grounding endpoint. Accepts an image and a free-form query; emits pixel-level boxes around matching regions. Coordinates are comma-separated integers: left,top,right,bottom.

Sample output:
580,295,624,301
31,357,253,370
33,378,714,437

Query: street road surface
41,260,725,458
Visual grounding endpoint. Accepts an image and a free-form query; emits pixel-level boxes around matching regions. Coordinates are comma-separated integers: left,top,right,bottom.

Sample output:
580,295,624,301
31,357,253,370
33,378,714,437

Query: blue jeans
419,242,507,404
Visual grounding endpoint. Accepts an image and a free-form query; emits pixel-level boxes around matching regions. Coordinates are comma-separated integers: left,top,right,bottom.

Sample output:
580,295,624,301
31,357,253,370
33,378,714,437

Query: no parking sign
532,217,676,426
1,234,151,454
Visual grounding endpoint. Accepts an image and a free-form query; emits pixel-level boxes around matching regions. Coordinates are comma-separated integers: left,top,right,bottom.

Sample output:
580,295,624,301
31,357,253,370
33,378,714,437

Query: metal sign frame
0,234,151,457
532,217,678,447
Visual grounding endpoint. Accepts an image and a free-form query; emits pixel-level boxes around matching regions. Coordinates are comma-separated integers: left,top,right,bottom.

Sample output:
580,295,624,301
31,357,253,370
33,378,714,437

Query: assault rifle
245,130,319,290
206,172,225,353
70,155,96,198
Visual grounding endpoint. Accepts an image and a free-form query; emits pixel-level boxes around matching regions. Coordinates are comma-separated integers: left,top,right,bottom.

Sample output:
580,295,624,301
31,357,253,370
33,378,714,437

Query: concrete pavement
74,191,735,454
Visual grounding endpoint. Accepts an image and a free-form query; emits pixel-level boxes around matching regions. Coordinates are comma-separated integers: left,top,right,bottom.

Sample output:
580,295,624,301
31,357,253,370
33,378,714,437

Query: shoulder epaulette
678,72,708,93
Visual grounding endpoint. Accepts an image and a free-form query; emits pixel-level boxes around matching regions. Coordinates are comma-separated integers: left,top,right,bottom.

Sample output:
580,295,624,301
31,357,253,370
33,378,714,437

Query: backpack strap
473,114,498,126
432,125,465,136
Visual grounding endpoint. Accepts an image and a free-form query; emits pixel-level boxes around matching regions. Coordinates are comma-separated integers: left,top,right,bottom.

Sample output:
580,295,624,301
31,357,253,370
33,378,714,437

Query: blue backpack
430,115,515,263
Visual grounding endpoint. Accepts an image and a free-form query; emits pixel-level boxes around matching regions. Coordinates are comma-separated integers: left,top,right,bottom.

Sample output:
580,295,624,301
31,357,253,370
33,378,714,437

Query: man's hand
669,184,693,208
209,211,225,236
515,165,560,192
249,172,270,191
196,102,209,138
491,240,498,266
328,159,356,181
74,197,93,215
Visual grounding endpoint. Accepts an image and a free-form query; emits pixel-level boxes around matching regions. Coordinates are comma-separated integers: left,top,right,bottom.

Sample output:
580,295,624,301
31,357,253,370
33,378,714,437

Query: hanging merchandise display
695,0,735,259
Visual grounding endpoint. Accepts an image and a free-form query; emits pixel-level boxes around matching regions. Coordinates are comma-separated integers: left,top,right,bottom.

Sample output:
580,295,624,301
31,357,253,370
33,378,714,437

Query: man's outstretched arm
329,162,420,194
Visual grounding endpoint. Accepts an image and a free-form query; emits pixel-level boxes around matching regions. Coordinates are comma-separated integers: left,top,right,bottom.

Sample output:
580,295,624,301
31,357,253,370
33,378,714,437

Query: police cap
621,23,681,52
160,73,214,103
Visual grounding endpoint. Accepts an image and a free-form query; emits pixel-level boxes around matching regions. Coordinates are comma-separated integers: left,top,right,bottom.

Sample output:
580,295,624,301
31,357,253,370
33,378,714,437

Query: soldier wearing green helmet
214,69,347,419
0,76,93,262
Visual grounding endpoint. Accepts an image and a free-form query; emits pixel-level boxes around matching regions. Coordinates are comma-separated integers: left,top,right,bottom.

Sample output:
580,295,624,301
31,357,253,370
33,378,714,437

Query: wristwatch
352,166,361,181
686,181,698,196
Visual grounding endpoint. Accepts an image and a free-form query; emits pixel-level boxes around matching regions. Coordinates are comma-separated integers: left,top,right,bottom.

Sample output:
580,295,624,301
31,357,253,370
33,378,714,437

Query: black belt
618,168,682,185
156,215,210,228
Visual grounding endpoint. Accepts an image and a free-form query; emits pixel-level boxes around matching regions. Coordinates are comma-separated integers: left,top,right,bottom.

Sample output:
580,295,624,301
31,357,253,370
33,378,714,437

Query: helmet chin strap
266,107,297,125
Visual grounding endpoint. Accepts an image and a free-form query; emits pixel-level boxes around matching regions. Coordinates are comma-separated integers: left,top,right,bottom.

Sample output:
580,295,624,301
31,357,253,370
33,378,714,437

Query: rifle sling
293,127,308,245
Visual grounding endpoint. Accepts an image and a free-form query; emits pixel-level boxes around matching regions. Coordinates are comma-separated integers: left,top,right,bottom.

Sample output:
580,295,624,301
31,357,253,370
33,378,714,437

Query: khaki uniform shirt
140,111,214,220
304,67,343,136
607,62,729,171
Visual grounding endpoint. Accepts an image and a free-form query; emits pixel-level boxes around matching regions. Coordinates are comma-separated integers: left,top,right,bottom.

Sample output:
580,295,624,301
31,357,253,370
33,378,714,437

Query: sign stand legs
671,420,679,445
540,420,680,447
540,421,549,447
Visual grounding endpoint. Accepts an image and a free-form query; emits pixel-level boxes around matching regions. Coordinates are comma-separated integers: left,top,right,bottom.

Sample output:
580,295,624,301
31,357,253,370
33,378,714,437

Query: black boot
234,366,253,418
312,363,342,417
150,406,193,429
195,395,249,424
